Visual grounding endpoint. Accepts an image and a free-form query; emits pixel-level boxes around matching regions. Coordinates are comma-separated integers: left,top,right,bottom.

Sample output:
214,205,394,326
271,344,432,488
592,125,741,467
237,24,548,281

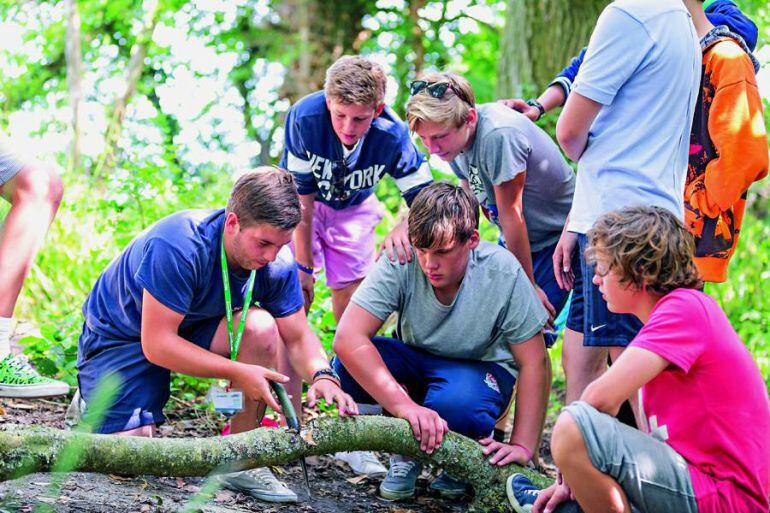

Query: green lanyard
220,233,256,361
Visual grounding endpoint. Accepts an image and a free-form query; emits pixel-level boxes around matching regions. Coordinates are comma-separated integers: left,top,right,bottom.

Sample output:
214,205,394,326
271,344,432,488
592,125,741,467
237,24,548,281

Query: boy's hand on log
393,403,448,454
231,363,289,413
533,481,573,513
306,380,359,416
478,438,530,466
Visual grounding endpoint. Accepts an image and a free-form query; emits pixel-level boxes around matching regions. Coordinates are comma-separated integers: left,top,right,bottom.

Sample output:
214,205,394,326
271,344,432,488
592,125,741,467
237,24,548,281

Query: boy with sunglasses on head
280,55,433,477
507,206,769,513
406,72,575,346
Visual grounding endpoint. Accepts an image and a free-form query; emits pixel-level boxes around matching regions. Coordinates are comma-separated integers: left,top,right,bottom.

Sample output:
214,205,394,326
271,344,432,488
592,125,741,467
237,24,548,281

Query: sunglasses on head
409,80,473,106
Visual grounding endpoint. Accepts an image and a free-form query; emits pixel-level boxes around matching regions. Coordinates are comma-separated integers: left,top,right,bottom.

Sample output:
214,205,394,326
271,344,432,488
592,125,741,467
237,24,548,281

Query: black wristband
526,99,546,121
312,368,340,383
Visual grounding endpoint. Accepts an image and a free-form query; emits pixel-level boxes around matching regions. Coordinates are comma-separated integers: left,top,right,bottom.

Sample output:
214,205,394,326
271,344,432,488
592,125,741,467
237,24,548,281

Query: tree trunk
65,0,84,173
0,416,551,513
497,0,610,98
94,0,162,177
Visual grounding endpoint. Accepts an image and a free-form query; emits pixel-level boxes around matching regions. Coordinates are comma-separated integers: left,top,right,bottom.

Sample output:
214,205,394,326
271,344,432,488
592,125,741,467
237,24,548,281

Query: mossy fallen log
0,415,551,512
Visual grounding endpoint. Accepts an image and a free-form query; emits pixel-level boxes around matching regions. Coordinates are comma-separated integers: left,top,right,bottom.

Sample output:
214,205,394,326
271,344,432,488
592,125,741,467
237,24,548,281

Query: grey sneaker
217,467,298,503
0,354,69,398
429,470,469,499
379,458,423,500
334,451,387,477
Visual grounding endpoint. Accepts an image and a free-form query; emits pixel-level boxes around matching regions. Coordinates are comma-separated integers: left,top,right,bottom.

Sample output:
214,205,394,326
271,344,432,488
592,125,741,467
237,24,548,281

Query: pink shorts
310,195,384,290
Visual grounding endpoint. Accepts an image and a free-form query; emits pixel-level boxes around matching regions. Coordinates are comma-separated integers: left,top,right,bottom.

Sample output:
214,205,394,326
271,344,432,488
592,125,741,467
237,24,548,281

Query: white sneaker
0,354,69,398
334,451,387,477
216,467,298,503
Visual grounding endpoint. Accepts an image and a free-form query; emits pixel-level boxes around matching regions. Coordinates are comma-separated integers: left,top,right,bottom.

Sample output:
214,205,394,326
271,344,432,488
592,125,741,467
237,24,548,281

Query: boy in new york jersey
406,71,575,346
281,55,433,476
333,183,549,500
280,55,433,323
73,167,356,503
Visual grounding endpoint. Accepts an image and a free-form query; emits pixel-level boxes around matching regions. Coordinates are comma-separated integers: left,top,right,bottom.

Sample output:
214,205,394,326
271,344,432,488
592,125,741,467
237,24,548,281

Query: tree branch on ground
0,416,551,513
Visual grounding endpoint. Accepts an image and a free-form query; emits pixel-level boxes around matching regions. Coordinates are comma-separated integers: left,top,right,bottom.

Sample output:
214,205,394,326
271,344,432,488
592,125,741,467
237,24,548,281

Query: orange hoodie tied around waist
685,26,768,283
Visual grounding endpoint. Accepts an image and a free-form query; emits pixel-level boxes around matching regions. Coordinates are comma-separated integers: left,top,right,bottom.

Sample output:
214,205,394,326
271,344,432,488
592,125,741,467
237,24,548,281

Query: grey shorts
0,150,24,187
564,401,699,513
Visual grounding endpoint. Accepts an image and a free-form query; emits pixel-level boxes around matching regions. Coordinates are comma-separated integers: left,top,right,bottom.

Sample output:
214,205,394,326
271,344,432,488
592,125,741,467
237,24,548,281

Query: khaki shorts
564,401,699,513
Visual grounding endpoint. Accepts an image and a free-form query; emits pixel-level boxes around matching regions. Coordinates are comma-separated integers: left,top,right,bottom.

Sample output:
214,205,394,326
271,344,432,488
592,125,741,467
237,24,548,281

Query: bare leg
561,328,607,403
209,308,280,435
115,424,156,437
330,279,363,324
0,163,63,318
552,412,632,513
609,346,640,428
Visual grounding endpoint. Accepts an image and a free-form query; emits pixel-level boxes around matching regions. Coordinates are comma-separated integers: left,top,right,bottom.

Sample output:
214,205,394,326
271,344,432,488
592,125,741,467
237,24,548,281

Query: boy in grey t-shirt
406,72,575,346
332,183,549,500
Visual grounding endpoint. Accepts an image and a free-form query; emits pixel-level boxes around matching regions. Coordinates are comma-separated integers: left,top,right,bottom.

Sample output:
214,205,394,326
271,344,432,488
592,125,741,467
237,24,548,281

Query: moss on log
0,415,551,512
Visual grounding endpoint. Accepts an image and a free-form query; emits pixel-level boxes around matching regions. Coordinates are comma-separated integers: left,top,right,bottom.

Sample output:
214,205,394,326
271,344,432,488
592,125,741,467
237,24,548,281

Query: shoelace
361,452,382,466
246,467,283,487
9,355,42,376
389,461,418,478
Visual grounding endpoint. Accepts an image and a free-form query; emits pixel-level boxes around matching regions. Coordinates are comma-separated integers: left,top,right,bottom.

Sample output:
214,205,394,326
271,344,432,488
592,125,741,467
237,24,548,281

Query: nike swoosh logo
590,324,606,332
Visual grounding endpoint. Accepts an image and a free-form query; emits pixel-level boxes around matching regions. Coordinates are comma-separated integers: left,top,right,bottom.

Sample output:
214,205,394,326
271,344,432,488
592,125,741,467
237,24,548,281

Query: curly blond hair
585,206,703,295
324,56,386,107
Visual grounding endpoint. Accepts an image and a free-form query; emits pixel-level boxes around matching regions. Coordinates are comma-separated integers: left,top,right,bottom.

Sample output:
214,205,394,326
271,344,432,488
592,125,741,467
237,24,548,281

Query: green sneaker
0,354,69,398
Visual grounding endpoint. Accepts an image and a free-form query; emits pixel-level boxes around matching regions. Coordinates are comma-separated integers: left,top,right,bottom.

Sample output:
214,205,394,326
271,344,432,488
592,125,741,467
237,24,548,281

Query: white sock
0,317,12,359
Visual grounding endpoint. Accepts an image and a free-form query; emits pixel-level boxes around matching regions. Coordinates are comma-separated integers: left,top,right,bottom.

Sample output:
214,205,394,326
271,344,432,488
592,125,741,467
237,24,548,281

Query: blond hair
406,71,475,132
585,206,703,295
324,56,386,107
408,182,479,249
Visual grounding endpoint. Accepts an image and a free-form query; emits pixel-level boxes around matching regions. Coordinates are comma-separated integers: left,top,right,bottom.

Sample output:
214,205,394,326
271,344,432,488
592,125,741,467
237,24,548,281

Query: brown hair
406,71,475,132
585,206,703,295
226,166,301,231
408,182,479,249
324,56,387,106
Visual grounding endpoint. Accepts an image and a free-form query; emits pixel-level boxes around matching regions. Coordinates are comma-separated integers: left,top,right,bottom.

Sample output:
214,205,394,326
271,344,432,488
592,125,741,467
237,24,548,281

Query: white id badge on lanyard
208,386,244,414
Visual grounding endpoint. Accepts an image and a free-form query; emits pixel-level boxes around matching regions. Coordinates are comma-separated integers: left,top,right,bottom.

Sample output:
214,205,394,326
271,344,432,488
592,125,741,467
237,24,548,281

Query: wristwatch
312,367,341,384
526,99,546,121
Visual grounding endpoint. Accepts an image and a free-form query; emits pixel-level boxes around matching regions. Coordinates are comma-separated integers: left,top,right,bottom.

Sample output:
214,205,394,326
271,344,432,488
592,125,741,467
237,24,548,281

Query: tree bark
94,0,162,177
497,0,610,98
65,0,84,173
0,416,551,512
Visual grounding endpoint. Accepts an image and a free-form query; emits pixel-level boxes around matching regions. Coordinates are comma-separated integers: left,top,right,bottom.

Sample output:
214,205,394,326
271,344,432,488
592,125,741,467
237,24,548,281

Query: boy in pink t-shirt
507,206,769,513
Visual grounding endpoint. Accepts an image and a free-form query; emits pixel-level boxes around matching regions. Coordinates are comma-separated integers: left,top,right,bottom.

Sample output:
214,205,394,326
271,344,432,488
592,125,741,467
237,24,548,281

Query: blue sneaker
379,458,423,500
428,470,468,499
506,473,540,513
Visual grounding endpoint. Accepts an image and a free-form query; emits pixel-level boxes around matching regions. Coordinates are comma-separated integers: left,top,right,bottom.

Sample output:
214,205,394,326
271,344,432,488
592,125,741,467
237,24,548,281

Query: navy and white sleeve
280,107,317,196
388,131,433,207
549,47,587,100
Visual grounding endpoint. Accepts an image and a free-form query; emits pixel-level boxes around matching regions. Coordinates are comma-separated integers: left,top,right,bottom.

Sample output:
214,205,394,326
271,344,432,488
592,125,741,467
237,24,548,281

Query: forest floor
0,390,560,513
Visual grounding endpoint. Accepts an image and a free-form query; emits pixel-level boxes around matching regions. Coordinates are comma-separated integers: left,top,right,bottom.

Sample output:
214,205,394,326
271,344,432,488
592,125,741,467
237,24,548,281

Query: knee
424,395,494,439
241,309,280,361
551,411,586,469
13,162,63,210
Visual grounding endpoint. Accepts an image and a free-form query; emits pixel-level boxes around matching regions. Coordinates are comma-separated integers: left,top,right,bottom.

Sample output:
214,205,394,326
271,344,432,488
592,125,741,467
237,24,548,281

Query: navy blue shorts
566,233,642,347
332,337,516,440
532,242,574,347
76,318,221,434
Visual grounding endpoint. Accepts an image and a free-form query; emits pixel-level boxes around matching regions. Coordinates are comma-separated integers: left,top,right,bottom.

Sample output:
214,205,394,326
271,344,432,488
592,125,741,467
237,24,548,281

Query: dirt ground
0,395,560,513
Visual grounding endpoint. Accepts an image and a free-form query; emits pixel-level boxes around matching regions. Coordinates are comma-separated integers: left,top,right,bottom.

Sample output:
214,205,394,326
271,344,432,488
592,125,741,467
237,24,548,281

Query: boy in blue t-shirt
280,55,433,323
74,167,356,503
